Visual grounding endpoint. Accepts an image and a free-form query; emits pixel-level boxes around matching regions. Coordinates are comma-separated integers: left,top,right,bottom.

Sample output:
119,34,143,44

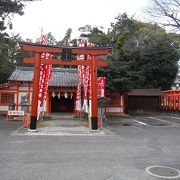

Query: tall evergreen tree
0,0,37,84
58,28,72,46
102,14,180,92
0,34,23,83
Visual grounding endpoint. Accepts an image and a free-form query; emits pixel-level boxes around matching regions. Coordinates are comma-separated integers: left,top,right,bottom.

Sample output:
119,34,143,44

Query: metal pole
30,53,41,130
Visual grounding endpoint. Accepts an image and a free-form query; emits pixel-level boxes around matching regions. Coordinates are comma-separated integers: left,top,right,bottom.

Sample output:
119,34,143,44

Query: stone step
49,113,75,120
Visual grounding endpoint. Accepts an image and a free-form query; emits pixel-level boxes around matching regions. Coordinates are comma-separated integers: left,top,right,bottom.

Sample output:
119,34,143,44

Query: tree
45,32,57,45
0,0,37,84
0,34,24,83
146,0,180,30
77,16,179,92
57,28,72,46
135,24,179,90
0,0,37,32
36,32,57,45
103,14,180,92
78,25,111,46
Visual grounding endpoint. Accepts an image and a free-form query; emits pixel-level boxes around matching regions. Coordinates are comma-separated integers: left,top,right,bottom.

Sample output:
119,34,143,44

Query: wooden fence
160,90,180,111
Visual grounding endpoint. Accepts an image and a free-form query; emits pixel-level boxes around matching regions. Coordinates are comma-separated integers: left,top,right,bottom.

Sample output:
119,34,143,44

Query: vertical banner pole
91,55,98,130
30,53,41,130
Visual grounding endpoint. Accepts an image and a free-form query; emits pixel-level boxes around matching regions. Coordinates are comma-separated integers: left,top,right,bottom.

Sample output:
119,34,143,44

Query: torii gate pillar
30,53,41,130
91,55,98,129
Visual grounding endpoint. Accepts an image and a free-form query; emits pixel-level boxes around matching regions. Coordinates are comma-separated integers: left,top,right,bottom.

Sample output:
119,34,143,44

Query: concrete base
89,129,100,133
28,129,39,132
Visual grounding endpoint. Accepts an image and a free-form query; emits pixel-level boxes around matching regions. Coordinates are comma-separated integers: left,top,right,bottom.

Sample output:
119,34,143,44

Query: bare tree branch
145,0,180,29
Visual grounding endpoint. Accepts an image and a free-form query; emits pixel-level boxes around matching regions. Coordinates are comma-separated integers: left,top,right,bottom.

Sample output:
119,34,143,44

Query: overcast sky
9,0,150,41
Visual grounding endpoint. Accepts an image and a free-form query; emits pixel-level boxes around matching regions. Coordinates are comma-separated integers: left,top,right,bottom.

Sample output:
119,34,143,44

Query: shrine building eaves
8,66,78,87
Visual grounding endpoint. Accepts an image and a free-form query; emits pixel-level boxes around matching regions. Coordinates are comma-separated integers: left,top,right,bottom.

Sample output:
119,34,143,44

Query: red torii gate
19,41,112,131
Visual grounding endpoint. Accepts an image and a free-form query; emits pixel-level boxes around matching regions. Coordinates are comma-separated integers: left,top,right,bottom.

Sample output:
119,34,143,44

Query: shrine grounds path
0,113,180,180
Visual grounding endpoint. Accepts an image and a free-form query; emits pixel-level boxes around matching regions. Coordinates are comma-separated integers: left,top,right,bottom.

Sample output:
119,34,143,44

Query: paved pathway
13,113,107,136
0,113,180,180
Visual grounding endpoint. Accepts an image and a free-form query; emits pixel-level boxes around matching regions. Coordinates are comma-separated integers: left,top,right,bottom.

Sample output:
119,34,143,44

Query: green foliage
45,32,57,45
107,14,180,92
0,0,37,31
78,15,179,92
110,13,139,45
0,0,36,84
57,28,72,46
79,25,111,46
140,35,179,90
0,34,24,83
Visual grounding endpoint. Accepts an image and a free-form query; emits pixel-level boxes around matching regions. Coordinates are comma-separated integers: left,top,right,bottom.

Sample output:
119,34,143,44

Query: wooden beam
19,43,62,53
18,41,112,55
71,48,111,56
23,57,108,67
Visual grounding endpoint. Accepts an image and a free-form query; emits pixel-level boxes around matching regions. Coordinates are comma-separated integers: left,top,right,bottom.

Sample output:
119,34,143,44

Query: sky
9,0,150,41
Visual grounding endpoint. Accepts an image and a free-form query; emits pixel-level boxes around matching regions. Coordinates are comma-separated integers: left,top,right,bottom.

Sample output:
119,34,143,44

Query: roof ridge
16,66,34,70
15,66,77,71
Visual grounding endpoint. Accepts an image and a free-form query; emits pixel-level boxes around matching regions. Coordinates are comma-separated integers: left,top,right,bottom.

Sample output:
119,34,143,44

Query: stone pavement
13,113,110,136
1,113,180,180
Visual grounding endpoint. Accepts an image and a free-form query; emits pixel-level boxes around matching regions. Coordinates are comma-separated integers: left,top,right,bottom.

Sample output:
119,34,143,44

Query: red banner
38,35,52,107
97,77,106,98
75,39,102,115
75,39,85,111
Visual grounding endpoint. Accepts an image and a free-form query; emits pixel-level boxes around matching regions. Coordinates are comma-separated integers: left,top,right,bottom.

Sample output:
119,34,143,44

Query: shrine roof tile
8,66,78,87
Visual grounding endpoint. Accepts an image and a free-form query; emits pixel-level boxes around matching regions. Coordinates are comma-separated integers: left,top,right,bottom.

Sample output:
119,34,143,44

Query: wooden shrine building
0,66,125,115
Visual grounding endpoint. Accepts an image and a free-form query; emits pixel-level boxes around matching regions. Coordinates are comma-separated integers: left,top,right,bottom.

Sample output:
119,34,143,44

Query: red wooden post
91,56,98,130
30,53,41,130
